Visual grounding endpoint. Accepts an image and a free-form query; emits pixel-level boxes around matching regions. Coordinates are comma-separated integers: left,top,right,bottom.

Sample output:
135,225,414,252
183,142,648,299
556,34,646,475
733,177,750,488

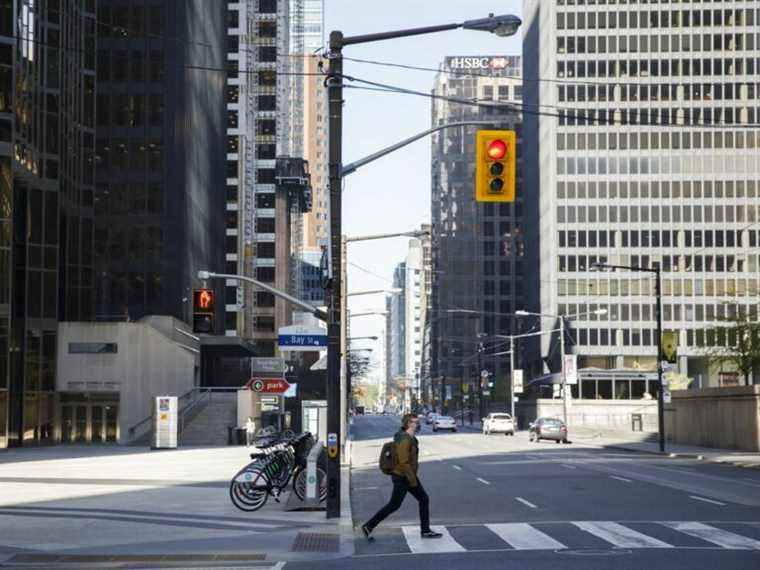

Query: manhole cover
559,548,632,556
291,532,340,552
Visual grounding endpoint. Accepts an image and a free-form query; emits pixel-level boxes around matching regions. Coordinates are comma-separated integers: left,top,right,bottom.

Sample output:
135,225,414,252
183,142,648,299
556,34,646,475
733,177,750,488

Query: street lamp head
515,310,531,316
197,270,212,280
462,13,522,37
594,308,608,316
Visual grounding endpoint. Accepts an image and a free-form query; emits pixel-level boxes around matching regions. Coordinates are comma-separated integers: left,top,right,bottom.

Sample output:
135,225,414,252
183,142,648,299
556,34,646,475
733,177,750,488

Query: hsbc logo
446,56,516,72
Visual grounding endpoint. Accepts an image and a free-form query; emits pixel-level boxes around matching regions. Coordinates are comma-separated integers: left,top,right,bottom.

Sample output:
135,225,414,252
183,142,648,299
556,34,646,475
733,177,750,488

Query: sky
322,1,524,382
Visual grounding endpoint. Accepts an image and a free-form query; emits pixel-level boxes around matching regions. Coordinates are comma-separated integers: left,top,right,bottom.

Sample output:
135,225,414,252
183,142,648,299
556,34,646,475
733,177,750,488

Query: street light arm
345,230,428,243
338,22,461,47
198,271,327,322
342,121,500,177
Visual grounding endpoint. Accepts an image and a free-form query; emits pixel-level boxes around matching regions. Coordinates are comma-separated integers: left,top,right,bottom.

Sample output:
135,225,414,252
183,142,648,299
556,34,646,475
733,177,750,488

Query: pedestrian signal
475,130,516,202
193,289,215,334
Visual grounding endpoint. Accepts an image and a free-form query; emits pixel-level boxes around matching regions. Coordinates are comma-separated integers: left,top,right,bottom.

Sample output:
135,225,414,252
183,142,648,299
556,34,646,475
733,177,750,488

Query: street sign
278,325,327,351
512,369,524,394
248,377,291,394
563,354,578,385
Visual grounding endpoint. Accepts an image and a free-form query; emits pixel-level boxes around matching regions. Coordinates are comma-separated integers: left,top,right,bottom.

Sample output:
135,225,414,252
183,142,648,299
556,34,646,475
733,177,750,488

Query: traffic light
475,130,516,202
192,289,215,334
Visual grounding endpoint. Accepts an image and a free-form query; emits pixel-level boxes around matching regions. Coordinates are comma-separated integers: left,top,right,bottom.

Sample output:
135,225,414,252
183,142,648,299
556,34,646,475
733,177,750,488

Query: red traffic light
486,139,507,160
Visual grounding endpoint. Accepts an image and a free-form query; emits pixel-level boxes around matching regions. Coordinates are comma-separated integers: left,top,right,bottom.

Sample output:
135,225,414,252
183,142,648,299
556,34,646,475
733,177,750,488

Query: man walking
361,414,442,540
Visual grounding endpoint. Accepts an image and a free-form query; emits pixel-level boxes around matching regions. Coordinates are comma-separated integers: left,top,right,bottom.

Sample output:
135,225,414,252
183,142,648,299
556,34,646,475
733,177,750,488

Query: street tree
702,314,760,386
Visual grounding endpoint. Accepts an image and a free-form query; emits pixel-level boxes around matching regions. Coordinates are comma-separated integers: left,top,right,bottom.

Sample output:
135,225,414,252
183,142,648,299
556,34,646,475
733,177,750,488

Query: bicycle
229,433,326,512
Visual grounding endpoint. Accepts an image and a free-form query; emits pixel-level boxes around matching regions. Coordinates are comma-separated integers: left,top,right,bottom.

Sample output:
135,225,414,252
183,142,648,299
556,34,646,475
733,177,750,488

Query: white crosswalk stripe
486,523,566,550
401,525,466,554
662,521,760,550
574,521,673,549
382,521,760,555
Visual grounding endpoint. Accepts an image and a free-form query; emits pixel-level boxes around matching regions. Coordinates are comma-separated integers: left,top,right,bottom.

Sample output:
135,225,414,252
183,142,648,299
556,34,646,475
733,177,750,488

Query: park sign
247,377,291,394
278,324,327,351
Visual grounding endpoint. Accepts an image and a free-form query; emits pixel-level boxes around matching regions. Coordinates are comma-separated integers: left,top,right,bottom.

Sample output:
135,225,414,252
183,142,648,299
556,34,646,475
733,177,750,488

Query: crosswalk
356,521,760,555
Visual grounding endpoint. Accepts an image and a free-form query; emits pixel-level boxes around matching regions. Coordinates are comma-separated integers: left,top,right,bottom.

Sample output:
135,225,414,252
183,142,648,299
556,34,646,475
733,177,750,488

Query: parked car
426,412,439,425
433,415,457,432
483,413,515,436
529,417,569,443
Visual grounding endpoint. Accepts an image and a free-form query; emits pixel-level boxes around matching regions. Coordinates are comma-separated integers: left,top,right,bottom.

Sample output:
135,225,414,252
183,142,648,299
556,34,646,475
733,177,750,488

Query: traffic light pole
326,31,344,519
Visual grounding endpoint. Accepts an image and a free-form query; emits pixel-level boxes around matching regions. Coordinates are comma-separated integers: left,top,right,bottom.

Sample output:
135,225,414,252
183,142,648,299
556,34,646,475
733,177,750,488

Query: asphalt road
288,413,760,570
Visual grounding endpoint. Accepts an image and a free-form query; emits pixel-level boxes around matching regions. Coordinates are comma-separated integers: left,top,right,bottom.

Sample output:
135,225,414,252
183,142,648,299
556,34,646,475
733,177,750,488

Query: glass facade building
1,0,96,447
523,0,760,393
94,0,226,329
429,56,525,411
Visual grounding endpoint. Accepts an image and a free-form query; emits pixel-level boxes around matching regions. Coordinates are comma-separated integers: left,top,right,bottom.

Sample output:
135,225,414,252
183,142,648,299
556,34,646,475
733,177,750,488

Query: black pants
365,475,430,532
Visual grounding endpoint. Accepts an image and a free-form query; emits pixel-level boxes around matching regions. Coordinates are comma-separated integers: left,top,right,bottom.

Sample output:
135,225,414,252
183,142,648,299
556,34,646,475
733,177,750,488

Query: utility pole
655,266,665,453
325,30,344,519
560,316,567,427
509,336,515,419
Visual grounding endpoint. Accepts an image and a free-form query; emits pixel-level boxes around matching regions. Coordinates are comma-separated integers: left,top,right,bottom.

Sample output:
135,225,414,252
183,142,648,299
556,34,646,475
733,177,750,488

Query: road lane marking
514,497,538,509
561,464,577,469
662,522,760,550
452,465,462,471
689,495,726,506
574,521,673,549
486,523,565,550
476,477,491,485
401,525,466,554
610,475,633,483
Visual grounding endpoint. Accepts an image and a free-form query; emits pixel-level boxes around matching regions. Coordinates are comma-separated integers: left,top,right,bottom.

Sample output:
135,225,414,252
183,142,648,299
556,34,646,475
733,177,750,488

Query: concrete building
226,0,294,348
55,317,198,445
1,1,97,448
429,55,525,413
404,226,432,402
522,1,760,398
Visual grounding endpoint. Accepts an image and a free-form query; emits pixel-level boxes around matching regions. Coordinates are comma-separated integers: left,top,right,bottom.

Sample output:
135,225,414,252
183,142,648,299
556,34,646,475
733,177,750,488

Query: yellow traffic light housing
475,130,516,202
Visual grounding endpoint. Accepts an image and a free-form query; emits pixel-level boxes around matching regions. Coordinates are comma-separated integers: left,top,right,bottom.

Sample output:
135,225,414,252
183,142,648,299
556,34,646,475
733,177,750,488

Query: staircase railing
127,387,242,443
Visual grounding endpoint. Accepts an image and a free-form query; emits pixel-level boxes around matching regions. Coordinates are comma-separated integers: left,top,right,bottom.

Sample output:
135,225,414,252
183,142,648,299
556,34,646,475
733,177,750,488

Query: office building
0,1,97,447
387,262,406,398
429,55,525,411
94,1,227,329
522,1,760,396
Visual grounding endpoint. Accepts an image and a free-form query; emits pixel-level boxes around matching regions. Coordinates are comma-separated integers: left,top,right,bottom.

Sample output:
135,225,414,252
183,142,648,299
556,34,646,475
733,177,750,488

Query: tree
703,314,760,386
348,354,372,379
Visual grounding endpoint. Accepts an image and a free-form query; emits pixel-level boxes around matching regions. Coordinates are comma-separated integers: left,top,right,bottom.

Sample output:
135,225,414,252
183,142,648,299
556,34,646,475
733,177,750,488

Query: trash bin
631,413,643,432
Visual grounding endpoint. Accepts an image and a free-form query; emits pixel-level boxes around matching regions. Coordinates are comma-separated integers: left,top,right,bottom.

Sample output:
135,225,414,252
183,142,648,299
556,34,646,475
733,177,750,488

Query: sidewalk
0,444,354,568
571,427,760,470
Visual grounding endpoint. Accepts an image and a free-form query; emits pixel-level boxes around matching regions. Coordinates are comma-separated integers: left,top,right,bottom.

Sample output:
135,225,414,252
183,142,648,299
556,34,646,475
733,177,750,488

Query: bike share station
228,319,329,513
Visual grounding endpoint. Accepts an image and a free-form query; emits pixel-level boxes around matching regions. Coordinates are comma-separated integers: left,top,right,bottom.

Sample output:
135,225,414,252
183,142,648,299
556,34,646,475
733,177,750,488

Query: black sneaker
361,524,374,541
421,530,443,539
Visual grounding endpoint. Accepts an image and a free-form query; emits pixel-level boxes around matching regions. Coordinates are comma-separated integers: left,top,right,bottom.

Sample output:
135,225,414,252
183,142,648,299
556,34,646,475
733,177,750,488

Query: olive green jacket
391,430,419,487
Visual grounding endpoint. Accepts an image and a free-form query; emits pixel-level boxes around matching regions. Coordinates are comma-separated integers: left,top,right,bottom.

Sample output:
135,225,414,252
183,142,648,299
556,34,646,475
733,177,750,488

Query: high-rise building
403,226,431,402
290,1,326,303
226,0,297,354
387,261,406,398
429,55,525,411
94,1,227,330
1,1,97,447
522,1,760,396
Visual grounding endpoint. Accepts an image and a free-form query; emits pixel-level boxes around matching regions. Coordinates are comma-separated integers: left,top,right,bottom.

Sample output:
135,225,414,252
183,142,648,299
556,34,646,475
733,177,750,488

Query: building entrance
60,393,119,443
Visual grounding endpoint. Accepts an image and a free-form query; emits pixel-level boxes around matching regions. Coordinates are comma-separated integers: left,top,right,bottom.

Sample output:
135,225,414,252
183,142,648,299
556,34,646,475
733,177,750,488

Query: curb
590,441,760,470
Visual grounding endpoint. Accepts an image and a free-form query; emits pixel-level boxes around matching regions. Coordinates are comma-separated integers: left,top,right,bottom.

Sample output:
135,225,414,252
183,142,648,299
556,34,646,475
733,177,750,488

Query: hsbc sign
445,56,518,72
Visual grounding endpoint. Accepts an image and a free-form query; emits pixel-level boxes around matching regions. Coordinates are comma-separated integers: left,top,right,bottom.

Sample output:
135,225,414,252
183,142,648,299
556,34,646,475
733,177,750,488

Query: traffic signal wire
340,73,760,130
342,55,759,90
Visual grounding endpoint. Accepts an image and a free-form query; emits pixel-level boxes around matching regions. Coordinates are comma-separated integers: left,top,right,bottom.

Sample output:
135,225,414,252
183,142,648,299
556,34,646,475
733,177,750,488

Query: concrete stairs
180,393,237,446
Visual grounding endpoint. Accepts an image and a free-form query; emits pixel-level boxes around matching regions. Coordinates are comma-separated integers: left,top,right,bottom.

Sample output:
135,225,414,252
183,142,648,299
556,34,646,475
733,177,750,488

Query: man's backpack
379,440,396,475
